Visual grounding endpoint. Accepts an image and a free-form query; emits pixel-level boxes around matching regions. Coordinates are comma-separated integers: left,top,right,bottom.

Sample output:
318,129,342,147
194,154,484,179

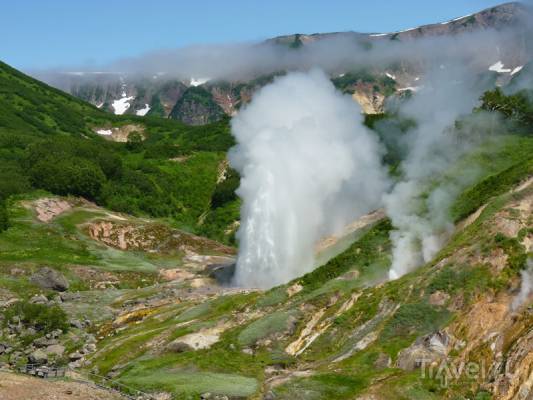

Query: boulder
33,336,58,348
28,349,48,364
166,341,193,353
373,352,392,369
396,331,450,371
45,344,65,357
29,294,48,304
68,351,84,361
30,267,69,292
83,343,97,353
60,292,81,302
205,263,236,284
0,343,9,355
69,319,84,329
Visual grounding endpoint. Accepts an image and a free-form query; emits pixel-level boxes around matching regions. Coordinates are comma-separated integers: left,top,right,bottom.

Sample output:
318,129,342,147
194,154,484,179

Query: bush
3,301,69,334
0,200,8,232
30,157,106,200
381,302,451,339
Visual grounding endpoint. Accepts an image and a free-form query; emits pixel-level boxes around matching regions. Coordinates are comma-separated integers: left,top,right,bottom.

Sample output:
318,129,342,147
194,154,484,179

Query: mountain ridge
35,1,532,124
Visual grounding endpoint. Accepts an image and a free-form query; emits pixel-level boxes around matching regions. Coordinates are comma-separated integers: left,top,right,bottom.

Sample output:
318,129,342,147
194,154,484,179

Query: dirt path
0,372,124,400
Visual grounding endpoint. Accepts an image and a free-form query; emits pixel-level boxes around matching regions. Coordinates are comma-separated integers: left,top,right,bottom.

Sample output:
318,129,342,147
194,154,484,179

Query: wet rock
205,263,236,284
30,267,69,292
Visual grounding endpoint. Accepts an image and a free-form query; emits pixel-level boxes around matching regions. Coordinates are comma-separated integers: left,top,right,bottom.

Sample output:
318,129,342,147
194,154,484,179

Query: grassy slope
79,133,531,400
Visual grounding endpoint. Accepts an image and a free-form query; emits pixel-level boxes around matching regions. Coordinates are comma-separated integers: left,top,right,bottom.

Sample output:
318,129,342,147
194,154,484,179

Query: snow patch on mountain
135,104,151,116
190,78,210,87
489,61,511,73
112,96,135,115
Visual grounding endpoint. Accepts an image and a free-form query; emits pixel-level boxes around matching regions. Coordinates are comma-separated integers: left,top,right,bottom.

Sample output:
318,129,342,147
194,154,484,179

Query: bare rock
29,294,48,304
45,344,65,357
397,331,450,371
429,290,450,306
30,267,69,292
28,349,48,364
373,352,391,369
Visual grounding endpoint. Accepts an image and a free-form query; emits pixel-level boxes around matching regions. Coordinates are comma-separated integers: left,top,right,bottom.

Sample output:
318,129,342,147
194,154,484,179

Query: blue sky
1,0,507,70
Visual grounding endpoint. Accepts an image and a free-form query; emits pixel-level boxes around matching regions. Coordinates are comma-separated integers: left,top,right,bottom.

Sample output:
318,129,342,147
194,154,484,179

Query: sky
0,0,509,70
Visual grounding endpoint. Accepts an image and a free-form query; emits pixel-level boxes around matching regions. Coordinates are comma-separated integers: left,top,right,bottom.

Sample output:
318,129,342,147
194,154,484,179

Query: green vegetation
0,59,238,241
169,86,225,124
450,136,533,221
332,69,396,97
0,200,8,232
237,311,296,346
3,301,69,335
299,219,392,291
427,264,492,296
381,302,451,340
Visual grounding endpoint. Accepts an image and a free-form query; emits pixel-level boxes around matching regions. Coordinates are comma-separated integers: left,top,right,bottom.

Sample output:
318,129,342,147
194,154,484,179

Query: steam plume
512,259,533,310
384,66,495,279
229,69,388,288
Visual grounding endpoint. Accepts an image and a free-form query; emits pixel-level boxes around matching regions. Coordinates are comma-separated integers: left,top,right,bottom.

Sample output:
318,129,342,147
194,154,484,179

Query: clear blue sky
0,0,508,70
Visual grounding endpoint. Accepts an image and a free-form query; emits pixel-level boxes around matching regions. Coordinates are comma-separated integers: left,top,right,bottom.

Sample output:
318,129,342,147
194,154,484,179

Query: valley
0,2,532,400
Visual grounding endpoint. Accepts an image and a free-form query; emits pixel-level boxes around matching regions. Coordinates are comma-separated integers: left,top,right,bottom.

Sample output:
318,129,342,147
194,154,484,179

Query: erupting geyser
229,69,388,288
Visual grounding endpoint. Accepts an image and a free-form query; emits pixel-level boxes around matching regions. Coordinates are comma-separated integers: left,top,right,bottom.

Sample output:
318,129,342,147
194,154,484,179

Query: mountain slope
0,60,238,244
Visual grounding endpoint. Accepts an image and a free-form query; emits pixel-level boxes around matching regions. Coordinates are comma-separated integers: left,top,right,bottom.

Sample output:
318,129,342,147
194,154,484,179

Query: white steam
384,67,494,279
229,69,388,288
512,259,533,311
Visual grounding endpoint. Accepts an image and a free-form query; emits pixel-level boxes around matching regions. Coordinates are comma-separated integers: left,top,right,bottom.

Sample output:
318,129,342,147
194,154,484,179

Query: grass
298,219,392,292
380,302,451,340
119,368,258,399
450,135,533,222
237,310,297,346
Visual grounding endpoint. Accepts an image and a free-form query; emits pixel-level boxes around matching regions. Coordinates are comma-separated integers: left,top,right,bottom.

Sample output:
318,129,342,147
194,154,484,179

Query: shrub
0,200,8,232
381,302,451,339
3,301,69,334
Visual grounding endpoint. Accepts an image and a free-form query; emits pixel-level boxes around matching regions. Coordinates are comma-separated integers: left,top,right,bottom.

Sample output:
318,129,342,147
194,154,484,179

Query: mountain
34,2,531,124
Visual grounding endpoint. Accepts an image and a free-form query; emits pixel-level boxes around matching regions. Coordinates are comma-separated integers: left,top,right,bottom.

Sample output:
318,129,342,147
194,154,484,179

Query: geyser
229,69,388,289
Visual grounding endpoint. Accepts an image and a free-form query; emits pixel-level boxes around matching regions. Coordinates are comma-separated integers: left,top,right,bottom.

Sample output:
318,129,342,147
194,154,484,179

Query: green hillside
0,60,238,242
